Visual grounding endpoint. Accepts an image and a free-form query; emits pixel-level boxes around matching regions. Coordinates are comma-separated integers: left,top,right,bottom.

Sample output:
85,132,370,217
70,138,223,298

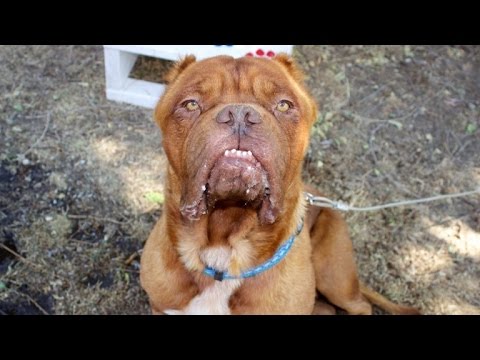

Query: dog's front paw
163,309,184,315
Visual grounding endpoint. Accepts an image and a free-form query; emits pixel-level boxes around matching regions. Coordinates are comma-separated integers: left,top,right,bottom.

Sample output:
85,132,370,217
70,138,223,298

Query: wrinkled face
156,55,317,224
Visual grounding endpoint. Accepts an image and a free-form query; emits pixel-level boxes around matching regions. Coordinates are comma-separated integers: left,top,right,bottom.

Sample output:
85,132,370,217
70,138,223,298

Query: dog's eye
184,100,200,112
276,100,292,113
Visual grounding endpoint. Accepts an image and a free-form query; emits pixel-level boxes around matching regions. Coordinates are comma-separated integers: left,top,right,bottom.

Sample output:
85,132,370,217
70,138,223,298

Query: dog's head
155,54,317,224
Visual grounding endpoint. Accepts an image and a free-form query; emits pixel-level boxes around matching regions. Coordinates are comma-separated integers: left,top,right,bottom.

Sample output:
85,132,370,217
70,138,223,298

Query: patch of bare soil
0,45,479,314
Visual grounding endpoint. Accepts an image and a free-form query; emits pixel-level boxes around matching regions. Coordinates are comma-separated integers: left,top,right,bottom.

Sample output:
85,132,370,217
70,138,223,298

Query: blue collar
203,220,304,281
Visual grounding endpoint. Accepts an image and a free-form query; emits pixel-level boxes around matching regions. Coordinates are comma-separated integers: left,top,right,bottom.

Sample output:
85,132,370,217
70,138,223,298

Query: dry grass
1,45,479,314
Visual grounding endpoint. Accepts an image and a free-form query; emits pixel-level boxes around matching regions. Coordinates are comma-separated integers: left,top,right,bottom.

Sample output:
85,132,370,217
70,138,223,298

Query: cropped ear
165,55,197,84
272,53,305,83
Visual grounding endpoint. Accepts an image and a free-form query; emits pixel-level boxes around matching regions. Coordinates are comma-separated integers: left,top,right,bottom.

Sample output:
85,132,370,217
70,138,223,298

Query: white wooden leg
104,47,137,90
104,47,166,108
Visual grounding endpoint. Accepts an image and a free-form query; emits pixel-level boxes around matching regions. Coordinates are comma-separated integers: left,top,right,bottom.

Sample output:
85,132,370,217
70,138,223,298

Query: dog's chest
167,246,243,315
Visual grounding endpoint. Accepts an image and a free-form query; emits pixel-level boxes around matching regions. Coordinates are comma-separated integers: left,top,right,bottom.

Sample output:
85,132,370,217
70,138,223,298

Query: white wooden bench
103,45,294,108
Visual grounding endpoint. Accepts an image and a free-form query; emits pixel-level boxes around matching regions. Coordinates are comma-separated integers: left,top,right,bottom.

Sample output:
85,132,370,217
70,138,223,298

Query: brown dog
140,54,420,315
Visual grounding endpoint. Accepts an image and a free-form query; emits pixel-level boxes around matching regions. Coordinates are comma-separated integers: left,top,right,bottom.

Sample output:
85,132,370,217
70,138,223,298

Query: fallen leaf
466,123,477,135
145,192,165,204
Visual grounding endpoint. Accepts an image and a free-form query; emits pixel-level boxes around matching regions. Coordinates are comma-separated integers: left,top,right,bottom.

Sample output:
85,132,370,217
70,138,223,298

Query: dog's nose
216,105,261,132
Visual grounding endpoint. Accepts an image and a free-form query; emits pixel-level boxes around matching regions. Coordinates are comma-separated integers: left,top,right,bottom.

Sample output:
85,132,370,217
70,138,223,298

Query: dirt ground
0,45,479,315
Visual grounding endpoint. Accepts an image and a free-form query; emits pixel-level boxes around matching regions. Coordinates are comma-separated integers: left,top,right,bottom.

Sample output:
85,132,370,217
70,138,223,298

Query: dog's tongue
207,156,268,204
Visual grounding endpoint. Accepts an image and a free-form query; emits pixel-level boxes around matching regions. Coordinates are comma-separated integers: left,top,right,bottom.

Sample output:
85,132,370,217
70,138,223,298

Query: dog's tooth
247,151,253,157
231,149,237,154
201,185,207,192
225,150,230,156
246,189,250,195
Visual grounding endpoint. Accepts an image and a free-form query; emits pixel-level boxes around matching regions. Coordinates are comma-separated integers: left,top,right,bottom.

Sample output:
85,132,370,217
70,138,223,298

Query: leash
305,187,480,212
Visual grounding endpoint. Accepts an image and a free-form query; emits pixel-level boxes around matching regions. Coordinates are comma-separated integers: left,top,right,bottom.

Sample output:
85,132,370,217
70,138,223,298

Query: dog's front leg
164,279,242,315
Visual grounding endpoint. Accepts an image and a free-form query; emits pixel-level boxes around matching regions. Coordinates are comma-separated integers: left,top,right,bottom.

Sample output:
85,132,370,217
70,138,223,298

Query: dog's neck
164,165,306,275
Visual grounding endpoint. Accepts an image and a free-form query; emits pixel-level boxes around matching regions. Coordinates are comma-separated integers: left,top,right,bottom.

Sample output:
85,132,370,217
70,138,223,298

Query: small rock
45,215,54,222
22,158,31,166
49,172,68,191
309,60,316,68
404,45,414,58
324,112,334,122
12,126,22,133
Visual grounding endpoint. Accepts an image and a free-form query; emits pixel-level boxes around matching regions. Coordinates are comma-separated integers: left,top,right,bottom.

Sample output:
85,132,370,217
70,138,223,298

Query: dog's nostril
245,110,261,125
216,108,233,124
228,111,235,124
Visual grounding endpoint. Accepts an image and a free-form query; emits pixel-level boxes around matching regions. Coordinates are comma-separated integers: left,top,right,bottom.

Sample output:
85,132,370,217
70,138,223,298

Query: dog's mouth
180,148,278,224
205,149,270,208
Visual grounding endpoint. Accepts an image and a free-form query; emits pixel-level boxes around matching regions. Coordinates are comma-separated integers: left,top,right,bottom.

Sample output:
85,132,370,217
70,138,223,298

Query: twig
0,243,41,270
335,66,351,110
22,111,52,156
452,138,474,158
0,239,68,283
67,214,127,225
124,251,141,266
460,198,478,208
342,107,417,127
355,84,388,106
423,212,473,230
381,172,419,198
449,130,462,155
122,268,140,274
13,290,49,315
64,104,138,115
